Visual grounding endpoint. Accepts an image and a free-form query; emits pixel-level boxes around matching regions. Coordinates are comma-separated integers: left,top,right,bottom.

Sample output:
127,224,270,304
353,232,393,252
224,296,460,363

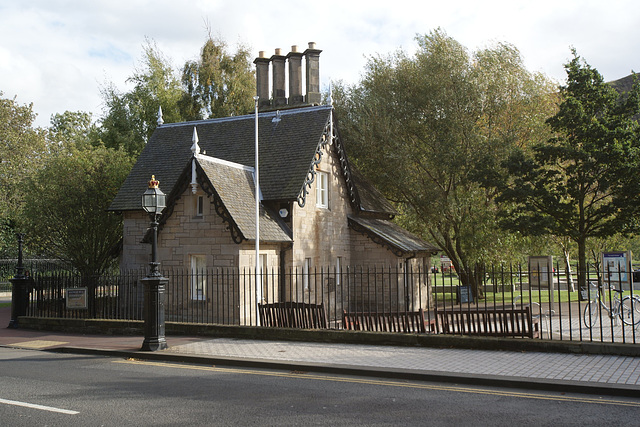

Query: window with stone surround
303,258,311,290
195,195,204,217
258,253,268,303
316,171,328,208
190,254,206,300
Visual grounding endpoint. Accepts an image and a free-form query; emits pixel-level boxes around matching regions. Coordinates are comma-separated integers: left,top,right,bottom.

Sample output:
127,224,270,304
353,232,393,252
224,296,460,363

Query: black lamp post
8,233,28,328
140,175,168,351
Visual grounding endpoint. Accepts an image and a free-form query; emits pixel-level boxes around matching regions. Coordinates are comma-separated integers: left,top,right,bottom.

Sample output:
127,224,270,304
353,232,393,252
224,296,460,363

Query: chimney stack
287,45,304,105
304,42,322,105
271,48,287,107
253,51,270,108
253,42,322,110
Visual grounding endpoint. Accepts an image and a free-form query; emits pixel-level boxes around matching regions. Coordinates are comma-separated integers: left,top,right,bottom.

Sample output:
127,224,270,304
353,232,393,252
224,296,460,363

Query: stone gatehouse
109,43,439,324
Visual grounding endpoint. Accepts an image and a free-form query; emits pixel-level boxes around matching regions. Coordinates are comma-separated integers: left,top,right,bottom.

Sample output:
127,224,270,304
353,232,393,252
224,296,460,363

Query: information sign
66,287,88,310
457,285,474,304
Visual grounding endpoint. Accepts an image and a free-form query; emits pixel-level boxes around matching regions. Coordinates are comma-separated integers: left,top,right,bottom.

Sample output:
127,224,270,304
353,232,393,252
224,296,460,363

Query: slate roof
110,104,438,254
350,167,397,216
196,155,291,242
348,216,439,256
110,105,338,211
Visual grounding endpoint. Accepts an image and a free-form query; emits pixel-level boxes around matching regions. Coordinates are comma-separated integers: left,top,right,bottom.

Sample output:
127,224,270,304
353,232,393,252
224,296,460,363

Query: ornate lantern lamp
142,175,166,217
140,175,168,351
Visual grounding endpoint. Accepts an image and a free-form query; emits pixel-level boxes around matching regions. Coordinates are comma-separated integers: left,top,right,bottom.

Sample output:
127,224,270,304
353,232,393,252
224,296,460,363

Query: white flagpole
254,96,261,323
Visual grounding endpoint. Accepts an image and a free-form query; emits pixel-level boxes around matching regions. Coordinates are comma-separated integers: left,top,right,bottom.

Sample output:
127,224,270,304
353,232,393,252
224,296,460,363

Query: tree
21,145,134,277
495,51,640,297
49,110,99,151
180,37,255,120
0,92,47,256
99,39,183,156
333,29,556,296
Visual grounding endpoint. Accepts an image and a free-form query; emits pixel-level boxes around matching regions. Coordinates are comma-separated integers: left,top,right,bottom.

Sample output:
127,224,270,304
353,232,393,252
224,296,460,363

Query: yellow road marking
8,340,69,349
115,359,640,408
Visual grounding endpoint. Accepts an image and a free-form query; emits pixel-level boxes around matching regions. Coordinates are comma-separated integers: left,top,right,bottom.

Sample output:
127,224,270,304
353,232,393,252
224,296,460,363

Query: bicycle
513,295,555,339
583,281,640,328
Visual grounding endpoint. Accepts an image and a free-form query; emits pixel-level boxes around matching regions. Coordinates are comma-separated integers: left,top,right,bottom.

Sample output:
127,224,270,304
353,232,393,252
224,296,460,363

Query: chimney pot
304,43,322,105
271,48,287,107
287,47,304,105
254,52,271,109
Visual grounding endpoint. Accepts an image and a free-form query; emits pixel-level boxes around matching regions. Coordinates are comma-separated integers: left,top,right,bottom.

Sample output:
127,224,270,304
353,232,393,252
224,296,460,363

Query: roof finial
191,127,200,155
329,83,333,106
157,106,164,126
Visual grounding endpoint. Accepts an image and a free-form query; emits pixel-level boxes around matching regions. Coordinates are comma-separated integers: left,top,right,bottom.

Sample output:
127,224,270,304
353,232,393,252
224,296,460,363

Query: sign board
457,285,474,304
528,256,554,305
66,287,88,310
528,256,553,288
602,251,632,290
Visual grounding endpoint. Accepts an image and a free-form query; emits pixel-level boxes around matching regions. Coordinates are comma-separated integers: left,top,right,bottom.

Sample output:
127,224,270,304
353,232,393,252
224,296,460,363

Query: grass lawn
434,288,638,305
0,302,10,308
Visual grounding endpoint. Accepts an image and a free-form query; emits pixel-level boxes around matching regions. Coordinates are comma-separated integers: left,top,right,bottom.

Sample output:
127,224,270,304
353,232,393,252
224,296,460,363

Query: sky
1,0,639,128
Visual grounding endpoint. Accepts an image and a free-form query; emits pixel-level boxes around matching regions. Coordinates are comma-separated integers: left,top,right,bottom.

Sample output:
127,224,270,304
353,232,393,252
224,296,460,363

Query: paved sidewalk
1,307,639,397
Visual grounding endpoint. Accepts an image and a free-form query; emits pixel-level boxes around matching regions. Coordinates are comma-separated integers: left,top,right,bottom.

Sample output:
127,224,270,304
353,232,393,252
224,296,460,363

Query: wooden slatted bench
258,302,328,329
435,306,540,338
342,308,435,333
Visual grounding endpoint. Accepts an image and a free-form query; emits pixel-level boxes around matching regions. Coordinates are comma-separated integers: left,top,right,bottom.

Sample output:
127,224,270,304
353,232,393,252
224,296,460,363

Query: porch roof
196,155,292,242
348,216,439,257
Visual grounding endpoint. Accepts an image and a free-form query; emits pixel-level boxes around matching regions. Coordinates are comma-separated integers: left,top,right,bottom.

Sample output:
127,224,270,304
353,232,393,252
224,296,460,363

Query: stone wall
121,185,285,326
121,210,151,271
287,139,432,311
291,142,353,269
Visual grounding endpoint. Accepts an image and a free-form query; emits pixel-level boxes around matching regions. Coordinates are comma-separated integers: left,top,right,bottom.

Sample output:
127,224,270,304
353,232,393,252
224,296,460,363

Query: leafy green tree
49,110,99,151
21,145,134,277
99,39,183,156
0,92,47,256
180,37,255,120
334,29,556,295
495,51,640,297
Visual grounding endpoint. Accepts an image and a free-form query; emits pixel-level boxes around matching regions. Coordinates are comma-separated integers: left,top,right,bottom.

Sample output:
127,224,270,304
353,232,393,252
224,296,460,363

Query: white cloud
1,0,639,127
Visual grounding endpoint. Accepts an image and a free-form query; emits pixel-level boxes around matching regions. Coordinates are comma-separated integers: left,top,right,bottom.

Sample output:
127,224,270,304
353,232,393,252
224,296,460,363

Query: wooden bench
342,308,435,333
258,302,328,329
435,306,540,338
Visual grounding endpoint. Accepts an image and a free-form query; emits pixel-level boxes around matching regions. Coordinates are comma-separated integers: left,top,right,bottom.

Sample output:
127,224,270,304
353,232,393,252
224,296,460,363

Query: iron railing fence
0,259,75,278
26,270,145,320
431,262,639,344
11,262,640,344
24,265,430,328
1,258,76,292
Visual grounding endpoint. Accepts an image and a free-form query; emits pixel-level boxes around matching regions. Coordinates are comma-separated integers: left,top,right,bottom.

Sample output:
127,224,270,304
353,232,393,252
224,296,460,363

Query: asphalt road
0,347,638,426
